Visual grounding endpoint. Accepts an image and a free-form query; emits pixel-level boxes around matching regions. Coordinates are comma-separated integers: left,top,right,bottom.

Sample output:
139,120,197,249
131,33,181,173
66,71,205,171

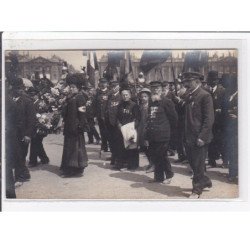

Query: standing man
207,70,226,168
146,81,178,183
11,78,36,183
105,81,122,165
182,72,214,198
93,78,110,152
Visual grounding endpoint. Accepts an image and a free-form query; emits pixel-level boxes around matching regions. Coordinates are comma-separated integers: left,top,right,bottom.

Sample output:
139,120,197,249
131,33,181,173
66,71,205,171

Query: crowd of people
5,66,238,199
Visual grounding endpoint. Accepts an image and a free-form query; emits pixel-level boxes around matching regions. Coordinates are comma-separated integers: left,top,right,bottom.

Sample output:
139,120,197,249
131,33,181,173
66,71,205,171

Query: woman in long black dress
60,76,88,177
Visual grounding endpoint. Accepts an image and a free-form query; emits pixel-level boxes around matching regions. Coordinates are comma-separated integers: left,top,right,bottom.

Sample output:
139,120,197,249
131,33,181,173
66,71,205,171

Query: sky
18,49,237,71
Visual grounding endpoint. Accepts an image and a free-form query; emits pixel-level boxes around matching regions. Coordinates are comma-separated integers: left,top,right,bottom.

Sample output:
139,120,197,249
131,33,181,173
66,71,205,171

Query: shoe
41,159,50,164
15,175,30,182
111,166,121,171
105,156,112,161
146,166,155,173
189,193,200,199
207,160,217,168
202,179,212,189
168,150,175,156
174,158,186,163
95,140,100,145
61,172,83,178
163,178,172,184
228,176,238,183
15,181,24,188
28,162,38,167
221,163,229,169
148,179,163,183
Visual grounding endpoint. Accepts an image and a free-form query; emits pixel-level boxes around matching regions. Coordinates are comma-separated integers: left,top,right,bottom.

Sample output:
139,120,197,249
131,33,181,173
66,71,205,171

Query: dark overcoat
184,87,214,146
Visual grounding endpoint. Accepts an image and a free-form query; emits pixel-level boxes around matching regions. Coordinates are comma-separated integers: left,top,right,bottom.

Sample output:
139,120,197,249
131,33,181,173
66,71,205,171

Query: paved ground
15,134,238,200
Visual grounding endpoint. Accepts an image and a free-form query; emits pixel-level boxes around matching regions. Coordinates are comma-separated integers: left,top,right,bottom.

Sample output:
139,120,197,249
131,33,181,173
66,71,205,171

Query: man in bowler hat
182,72,214,198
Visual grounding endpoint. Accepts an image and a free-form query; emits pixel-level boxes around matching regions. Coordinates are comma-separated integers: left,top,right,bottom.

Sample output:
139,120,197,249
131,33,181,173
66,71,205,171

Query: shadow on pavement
29,164,62,177
110,171,190,198
171,165,192,177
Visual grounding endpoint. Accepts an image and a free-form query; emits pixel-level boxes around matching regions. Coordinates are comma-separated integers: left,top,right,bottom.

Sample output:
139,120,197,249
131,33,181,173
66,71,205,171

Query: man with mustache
182,72,214,198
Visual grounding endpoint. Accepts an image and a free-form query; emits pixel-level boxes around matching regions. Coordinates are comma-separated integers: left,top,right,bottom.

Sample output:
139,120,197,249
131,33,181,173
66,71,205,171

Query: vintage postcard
1,32,248,211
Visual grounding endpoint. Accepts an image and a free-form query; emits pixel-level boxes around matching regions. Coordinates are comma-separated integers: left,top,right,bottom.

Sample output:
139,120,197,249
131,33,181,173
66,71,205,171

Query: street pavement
15,134,238,200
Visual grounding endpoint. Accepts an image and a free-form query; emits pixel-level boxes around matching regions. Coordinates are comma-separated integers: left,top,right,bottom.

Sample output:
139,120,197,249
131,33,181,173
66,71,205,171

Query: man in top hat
182,72,214,198
10,78,36,183
206,70,226,168
93,78,110,152
146,81,178,183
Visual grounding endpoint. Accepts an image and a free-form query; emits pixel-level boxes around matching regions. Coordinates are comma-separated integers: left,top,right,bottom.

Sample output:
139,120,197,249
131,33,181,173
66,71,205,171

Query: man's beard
151,94,161,102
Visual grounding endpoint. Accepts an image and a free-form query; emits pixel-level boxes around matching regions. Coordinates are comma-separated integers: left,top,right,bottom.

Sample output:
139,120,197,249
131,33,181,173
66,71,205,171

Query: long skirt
61,134,88,175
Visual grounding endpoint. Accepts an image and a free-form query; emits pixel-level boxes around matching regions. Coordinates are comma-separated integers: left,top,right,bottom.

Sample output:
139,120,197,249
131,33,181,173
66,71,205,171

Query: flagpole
171,53,178,95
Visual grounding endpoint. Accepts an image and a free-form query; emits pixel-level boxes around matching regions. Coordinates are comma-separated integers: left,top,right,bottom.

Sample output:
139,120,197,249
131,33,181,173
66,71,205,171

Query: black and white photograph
2,44,239,200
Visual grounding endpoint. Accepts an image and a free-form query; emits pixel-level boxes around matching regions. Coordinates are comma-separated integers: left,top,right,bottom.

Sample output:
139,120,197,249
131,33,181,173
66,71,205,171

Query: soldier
207,70,226,168
105,81,122,165
10,78,36,183
93,78,110,152
182,72,214,198
146,81,178,183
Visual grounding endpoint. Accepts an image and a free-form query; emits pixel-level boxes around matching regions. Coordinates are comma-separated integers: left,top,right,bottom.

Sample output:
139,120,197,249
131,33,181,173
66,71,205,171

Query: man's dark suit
93,88,110,151
14,93,36,181
184,87,214,195
208,84,226,166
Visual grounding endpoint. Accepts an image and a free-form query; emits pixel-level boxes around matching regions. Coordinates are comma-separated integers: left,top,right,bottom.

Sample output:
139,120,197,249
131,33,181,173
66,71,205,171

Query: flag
182,50,208,73
104,51,125,81
87,51,99,87
108,51,125,66
140,50,171,74
120,51,134,83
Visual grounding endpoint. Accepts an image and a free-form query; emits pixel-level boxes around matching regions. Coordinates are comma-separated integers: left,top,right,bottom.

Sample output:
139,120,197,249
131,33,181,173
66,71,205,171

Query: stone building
5,53,75,84
98,51,237,82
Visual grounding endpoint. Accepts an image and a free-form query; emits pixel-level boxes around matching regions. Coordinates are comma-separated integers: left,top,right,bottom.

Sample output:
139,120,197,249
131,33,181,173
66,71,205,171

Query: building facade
98,52,237,82
5,54,68,84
